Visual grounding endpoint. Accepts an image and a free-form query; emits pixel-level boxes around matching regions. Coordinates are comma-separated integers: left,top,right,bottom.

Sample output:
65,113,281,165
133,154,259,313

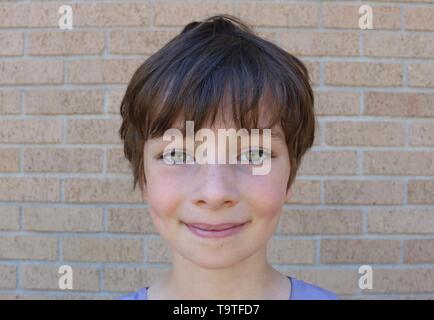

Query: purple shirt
117,276,339,300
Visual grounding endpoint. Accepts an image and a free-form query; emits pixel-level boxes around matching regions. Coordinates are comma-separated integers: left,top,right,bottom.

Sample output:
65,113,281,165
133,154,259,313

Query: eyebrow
147,133,286,153
166,126,285,140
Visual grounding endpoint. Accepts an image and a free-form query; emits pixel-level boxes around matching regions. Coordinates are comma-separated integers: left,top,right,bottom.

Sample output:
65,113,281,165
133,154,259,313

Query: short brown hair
119,14,316,195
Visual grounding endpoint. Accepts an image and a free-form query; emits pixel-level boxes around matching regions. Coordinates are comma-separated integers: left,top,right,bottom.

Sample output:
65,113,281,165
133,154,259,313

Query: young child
117,14,338,300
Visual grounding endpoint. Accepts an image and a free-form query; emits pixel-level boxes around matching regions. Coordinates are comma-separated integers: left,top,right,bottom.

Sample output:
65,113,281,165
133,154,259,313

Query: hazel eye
239,147,272,165
160,149,194,165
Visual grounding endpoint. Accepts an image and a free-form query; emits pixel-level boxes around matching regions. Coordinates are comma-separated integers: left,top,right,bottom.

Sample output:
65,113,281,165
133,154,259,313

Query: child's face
142,117,292,269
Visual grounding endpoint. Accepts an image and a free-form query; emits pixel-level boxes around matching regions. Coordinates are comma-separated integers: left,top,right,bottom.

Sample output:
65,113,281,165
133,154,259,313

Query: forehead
175,120,285,138
146,85,287,145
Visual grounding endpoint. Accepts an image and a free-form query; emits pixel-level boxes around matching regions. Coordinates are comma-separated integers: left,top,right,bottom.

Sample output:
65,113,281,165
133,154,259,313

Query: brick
280,31,358,56
237,2,318,27
106,147,130,173
314,91,360,116
64,178,143,203
369,269,434,293
0,61,63,85
154,1,234,26
107,208,157,234
411,122,434,146
323,4,400,29
312,121,321,146
104,267,167,292
404,240,434,263
0,236,57,260
28,31,104,55
324,180,404,205
23,207,103,232
110,30,178,55
325,62,402,87
0,2,150,28
0,31,23,55
365,33,434,58
325,121,405,146
365,92,434,117
321,239,401,264
24,147,103,173
0,149,20,172
408,64,434,87
368,208,434,234
63,237,143,262
67,59,142,84
107,90,125,114
72,3,150,27
146,238,172,263
364,151,434,175
0,91,20,114
283,269,357,295
267,239,315,264
25,90,104,115
408,180,434,204
303,60,320,85
298,151,358,175
0,119,62,143
279,209,362,235
0,177,59,202
66,119,122,144
404,7,434,31
285,180,321,204
21,264,99,291
0,265,16,289
0,3,58,27
0,206,19,231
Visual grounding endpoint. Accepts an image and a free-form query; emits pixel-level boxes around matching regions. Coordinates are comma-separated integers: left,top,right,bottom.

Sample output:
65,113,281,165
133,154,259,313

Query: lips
184,222,247,231
184,221,249,239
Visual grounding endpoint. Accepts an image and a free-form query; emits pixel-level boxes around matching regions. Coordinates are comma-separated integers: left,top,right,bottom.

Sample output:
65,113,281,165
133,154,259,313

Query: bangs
124,20,310,142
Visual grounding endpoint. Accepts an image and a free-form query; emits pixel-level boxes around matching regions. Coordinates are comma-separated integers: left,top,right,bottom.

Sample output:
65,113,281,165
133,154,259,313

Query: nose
191,164,240,211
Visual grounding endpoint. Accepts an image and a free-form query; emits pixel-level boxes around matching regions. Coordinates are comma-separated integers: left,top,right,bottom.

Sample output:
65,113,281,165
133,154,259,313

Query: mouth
183,221,249,239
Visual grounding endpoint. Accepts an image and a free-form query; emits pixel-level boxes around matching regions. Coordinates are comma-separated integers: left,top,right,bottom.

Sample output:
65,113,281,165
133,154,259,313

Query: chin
191,257,243,270
180,246,247,270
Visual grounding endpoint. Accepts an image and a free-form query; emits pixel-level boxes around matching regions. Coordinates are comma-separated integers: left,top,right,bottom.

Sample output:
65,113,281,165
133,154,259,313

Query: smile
184,221,249,239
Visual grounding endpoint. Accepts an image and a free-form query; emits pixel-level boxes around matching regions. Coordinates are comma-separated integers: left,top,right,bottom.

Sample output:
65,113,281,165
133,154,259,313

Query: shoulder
116,287,148,300
290,277,339,300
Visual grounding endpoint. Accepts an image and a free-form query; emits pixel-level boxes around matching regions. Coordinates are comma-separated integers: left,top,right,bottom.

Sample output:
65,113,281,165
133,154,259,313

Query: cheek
243,174,286,220
146,166,187,220
243,161,289,217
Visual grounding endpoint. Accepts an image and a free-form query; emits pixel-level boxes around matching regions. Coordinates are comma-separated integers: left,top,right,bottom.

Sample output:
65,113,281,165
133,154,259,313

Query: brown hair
119,14,316,195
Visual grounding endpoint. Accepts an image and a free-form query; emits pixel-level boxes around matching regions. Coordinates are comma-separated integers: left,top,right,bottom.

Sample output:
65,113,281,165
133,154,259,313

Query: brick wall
0,0,433,300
